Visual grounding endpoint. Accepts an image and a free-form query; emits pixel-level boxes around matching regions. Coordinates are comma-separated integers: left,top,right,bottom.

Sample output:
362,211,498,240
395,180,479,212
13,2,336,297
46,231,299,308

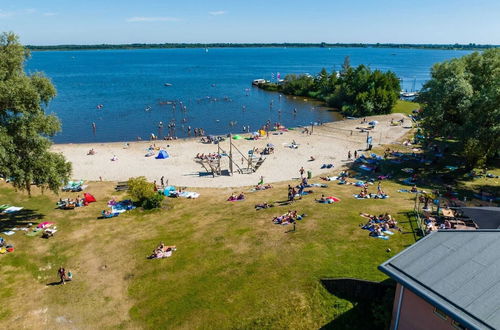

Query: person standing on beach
160,176,164,187
299,167,305,178
354,150,358,159
348,151,352,160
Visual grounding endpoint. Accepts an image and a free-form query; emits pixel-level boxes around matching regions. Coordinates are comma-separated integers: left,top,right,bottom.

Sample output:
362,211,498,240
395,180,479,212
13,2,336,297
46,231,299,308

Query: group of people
360,213,400,237
272,210,303,225
227,192,245,201
57,196,86,209
149,242,177,259
356,182,388,199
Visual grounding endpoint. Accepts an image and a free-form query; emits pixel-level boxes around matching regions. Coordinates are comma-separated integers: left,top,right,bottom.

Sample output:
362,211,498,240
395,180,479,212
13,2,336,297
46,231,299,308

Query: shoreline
51,113,411,188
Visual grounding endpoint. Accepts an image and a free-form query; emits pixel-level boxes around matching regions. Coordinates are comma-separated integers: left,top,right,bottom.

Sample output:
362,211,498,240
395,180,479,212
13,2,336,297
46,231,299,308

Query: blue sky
1,0,499,45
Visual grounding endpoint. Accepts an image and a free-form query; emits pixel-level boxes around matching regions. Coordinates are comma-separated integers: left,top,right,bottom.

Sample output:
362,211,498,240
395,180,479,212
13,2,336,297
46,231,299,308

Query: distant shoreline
27,43,499,52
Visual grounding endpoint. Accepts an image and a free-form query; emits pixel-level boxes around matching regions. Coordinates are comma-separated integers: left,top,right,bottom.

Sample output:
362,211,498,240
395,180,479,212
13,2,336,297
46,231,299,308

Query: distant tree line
26,42,499,51
260,57,401,117
418,48,500,168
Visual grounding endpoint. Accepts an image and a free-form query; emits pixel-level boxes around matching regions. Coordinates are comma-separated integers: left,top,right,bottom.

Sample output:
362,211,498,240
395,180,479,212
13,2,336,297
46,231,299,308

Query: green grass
392,100,420,115
0,175,421,329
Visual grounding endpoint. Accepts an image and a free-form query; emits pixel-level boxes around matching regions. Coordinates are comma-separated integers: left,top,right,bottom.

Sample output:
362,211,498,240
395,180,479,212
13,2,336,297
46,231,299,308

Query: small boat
205,48,208,53
164,83,173,87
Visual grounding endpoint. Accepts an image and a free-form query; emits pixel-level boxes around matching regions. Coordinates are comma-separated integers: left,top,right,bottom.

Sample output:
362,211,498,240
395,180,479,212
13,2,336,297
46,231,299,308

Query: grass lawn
0,174,420,329
393,100,420,115
0,135,497,329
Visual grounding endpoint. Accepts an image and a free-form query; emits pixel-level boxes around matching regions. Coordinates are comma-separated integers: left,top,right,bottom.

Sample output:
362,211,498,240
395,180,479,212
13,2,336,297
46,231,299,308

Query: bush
142,193,164,210
127,176,164,209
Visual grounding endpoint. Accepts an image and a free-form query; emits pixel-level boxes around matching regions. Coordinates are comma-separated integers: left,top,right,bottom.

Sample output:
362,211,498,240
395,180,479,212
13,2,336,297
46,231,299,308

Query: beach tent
156,150,169,159
232,135,242,140
84,193,96,203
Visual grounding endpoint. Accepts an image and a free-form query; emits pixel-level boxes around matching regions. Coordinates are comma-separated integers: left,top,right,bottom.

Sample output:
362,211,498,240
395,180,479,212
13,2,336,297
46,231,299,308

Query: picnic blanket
3,206,23,213
318,196,341,204
178,191,200,199
359,165,375,172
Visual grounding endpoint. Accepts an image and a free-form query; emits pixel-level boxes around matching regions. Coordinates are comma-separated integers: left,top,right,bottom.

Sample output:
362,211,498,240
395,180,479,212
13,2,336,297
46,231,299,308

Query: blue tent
156,150,169,159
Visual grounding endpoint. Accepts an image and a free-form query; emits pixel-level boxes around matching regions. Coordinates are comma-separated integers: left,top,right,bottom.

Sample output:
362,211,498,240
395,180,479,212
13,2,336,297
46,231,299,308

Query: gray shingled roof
379,230,500,330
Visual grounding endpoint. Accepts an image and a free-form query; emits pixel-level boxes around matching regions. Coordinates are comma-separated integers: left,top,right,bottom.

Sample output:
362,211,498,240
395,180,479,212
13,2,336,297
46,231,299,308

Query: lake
26,47,472,143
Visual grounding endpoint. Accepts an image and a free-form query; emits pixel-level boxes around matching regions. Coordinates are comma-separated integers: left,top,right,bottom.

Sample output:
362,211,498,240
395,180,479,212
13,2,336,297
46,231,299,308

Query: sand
51,114,411,188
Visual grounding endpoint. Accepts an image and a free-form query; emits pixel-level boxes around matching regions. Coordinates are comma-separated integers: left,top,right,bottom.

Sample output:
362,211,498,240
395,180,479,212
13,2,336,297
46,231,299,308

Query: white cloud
126,16,180,22
43,12,58,17
209,10,227,16
0,10,14,18
0,8,36,18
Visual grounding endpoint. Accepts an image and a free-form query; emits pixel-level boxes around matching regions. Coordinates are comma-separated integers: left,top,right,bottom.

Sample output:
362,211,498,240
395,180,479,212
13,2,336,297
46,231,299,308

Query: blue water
26,47,472,143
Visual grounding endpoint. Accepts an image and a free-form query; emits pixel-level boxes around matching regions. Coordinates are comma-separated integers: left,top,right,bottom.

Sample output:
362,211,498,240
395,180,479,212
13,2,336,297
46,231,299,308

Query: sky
1,0,499,45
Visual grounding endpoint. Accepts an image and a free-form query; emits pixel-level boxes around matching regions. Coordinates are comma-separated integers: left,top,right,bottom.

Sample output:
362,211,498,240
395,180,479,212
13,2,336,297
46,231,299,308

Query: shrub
127,176,164,209
142,193,164,210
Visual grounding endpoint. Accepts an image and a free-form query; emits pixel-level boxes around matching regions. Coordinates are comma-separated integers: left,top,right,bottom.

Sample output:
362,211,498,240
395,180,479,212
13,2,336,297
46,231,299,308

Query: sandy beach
51,114,411,188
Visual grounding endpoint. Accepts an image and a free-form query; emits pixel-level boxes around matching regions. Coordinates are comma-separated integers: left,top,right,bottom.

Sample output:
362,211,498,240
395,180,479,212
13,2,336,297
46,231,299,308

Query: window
433,307,448,320
452,320,467,330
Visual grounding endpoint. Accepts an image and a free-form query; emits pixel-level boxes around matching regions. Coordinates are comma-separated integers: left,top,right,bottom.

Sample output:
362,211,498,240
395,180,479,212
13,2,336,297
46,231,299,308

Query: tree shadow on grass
320,278,396,330
0,209,45,231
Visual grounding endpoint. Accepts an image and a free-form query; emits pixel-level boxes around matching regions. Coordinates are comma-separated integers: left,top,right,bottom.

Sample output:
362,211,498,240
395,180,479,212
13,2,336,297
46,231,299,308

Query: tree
341,56,351,74
0,32,71,195
418,49,500,168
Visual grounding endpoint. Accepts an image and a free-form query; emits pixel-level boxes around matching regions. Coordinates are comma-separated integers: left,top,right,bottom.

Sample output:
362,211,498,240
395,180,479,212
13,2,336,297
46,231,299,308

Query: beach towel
37,222,54,229
383,230,395,235
179,191,200,199
375,235,389,240
402,178,416,185
371,194,390,199
353,194,370,199
359,165,374,172
3,206,23,213
2,231,15,236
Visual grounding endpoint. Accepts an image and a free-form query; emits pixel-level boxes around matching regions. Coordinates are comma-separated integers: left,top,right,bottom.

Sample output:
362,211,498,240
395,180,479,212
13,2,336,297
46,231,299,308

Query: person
299,167,305,178
58,266,66,285
111,155,118,161
309,156,315,161
348,150,352,160
354,150,358,159
160,176,165,187
256,175,264,185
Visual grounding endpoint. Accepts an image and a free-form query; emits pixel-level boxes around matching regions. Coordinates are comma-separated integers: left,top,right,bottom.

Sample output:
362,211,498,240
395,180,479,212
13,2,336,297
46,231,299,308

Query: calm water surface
26,47,472,143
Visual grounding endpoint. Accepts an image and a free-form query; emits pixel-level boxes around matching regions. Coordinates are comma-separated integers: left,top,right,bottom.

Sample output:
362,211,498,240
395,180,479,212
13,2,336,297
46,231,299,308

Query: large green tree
418,49,500,168
0,32,71,195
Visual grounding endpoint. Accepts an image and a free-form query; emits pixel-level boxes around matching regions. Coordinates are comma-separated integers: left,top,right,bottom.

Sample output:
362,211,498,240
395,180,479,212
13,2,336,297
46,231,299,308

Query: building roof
379,230,500,330
459,207,500,229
